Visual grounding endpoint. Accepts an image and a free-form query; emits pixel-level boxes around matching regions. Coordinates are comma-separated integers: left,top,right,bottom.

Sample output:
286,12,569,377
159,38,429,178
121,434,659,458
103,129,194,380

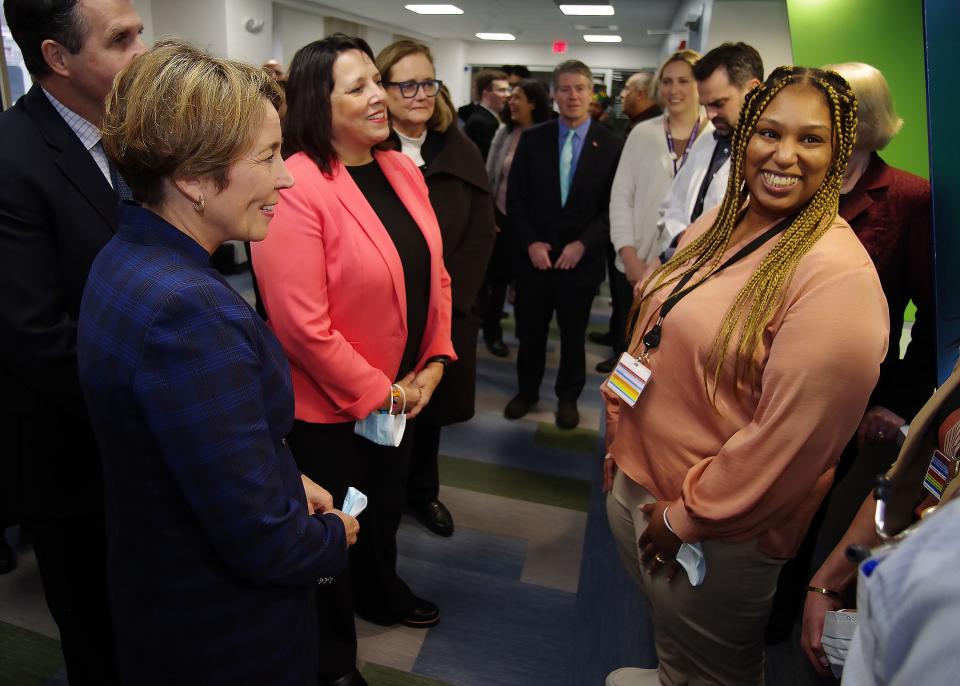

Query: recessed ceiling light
583,34,622,42
476,32,516,41
404,4,464,14
560,4,615,16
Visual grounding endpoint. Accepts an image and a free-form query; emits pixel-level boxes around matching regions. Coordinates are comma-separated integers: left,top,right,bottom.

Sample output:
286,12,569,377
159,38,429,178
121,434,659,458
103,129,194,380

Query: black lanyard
637,215,794,359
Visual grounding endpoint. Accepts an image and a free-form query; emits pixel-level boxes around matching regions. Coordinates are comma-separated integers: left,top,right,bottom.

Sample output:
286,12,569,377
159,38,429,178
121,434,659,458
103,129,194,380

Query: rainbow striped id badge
923,449,960,501
605,353,651,407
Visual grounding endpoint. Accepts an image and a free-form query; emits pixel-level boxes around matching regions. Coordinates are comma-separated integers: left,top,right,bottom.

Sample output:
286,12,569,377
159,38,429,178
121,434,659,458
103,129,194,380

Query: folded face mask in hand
676,542,706,587
341,487,367,517
821,609,858,678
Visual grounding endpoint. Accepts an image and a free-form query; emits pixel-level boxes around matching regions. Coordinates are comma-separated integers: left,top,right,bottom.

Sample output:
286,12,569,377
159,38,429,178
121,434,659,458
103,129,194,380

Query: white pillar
431,39,470,108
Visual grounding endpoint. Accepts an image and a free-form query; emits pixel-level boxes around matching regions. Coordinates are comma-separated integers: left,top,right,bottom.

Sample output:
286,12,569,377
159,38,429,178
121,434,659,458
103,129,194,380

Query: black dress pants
351,420,419,620
289,418,421,680
480,210,513,343
288,420,365,681
22,515,119,686
515,269,596,403
406,419,442,506
609,265,635,357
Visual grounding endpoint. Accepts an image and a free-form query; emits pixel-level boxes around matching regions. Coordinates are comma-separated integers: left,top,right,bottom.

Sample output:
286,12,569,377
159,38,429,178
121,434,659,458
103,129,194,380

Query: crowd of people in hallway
0,0,948,685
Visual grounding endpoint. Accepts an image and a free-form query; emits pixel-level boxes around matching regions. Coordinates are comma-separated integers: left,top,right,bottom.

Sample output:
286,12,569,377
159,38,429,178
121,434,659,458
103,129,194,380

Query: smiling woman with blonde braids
602,67,889,685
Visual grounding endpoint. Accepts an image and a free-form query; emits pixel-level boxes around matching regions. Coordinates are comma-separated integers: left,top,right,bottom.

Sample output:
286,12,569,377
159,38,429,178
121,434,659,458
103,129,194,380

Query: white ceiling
302,0,684,48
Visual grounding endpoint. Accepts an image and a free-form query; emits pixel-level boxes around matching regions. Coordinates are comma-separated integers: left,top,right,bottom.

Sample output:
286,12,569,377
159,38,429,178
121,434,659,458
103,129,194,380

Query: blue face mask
354,410,406,447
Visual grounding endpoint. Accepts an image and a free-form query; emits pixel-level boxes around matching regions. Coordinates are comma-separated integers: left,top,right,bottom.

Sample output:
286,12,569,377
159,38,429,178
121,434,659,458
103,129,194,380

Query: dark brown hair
283,33,378,175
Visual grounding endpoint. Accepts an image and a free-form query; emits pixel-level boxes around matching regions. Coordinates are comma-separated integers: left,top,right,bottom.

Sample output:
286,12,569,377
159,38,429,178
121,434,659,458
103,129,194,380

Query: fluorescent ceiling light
583,34,621,42
405,4,464,14
560,4,615,16
476,32,516,40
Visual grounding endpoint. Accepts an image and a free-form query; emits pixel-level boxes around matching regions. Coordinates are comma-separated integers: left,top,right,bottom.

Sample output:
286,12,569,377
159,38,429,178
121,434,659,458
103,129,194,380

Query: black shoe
0,536,15,575
588,331,613,346
412,500,454,537
485,338,509,357
504,393,536,420
401,597,440,628
357,597,441,629
595,356,617,374
320,670,368,686
555,402,580,430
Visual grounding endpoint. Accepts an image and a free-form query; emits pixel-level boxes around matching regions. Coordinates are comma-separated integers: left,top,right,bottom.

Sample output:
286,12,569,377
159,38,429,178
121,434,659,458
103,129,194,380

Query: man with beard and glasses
651,43,762,271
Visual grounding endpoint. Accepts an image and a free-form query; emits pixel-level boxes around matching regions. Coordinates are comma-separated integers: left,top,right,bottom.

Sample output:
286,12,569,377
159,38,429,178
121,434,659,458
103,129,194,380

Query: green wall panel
786,0,929,179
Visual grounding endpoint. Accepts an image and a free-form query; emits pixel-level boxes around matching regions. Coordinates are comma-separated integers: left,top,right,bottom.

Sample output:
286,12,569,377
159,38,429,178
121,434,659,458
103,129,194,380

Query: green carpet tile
533,422,602,455
362,662,452,686
0,620,63,686
439,454,590,512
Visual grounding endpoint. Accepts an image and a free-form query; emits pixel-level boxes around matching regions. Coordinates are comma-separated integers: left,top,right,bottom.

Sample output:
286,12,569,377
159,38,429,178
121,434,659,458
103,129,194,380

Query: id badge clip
606,353,651,407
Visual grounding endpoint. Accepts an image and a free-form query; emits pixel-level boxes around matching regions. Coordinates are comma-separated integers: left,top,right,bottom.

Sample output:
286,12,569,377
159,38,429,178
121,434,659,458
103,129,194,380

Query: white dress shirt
842,498,960,685
656,132,729,254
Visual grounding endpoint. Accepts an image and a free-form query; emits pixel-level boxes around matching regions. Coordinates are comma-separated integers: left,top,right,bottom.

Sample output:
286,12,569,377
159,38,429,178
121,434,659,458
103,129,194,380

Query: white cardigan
608,114,713,271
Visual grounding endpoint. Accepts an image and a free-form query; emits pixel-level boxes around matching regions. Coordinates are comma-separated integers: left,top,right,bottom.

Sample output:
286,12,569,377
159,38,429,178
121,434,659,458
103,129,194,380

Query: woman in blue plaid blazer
76,41,357,686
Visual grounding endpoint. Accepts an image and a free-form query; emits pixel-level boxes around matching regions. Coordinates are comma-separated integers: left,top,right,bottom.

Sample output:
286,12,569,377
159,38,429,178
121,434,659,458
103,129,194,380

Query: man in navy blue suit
0,1,144,682
505,60,622,430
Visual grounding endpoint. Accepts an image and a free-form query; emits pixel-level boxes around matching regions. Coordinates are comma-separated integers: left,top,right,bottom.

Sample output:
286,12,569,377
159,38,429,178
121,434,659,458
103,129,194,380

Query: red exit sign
552,40,568,54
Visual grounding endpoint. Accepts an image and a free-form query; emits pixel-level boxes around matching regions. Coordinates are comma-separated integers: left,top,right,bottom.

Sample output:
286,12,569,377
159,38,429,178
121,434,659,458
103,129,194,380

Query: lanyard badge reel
605,216,794,408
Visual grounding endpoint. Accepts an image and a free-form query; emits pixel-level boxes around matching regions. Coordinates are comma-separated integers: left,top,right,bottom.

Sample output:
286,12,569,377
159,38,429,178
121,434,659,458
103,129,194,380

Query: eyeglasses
384,79,443,98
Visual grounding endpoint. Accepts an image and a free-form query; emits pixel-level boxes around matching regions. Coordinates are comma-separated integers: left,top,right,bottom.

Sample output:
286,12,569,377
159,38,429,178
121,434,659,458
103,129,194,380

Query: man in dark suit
463,68,510,160
505,60,622,430
0,1,145,683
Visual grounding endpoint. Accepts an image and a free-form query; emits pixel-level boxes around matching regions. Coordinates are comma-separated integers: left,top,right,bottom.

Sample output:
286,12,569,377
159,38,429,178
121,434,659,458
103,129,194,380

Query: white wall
151,0,227,56
708,0,793,74
431,39,469,109
132,0,154,47
273,4,325,65
365,27,393,58
464,42,661,73
224,0,273,66
661,0,715,61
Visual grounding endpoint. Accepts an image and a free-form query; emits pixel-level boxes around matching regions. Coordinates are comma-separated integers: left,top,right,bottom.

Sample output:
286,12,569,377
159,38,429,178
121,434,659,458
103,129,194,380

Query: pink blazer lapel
328,159,407,323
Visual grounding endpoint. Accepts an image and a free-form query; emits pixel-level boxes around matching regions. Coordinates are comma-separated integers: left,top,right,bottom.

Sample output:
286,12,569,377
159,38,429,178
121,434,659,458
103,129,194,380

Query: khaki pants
606,470,784,685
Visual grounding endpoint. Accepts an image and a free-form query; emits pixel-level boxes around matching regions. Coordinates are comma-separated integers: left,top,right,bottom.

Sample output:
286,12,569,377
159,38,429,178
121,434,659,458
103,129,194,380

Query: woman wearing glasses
251,34,455,686
375,40,496,539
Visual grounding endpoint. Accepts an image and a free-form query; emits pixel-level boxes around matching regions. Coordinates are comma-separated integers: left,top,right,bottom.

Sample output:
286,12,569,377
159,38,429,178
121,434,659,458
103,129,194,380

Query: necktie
109,161,134,202
559,129,576,206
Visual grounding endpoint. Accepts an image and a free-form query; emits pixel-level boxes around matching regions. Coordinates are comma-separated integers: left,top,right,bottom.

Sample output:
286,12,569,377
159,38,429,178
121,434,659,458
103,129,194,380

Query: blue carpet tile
567,454,657,686
398,557,576,686
439,414,594,481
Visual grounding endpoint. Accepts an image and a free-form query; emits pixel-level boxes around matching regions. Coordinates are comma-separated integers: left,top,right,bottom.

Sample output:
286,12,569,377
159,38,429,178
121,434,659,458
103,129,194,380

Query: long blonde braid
626,66,859,402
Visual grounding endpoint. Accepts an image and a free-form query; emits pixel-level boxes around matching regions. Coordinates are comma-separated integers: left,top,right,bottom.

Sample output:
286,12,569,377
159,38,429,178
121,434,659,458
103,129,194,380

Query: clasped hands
638,500,683,583
528,240,584,270
382,361,445,419
856,404,905,446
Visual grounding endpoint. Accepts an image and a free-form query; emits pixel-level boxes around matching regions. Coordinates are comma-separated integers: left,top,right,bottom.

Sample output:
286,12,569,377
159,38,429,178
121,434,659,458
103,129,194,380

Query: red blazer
252,149,456,423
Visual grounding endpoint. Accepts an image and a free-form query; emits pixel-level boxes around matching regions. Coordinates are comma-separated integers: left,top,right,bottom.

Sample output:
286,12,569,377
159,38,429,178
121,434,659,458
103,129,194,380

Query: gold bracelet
806,585,841,600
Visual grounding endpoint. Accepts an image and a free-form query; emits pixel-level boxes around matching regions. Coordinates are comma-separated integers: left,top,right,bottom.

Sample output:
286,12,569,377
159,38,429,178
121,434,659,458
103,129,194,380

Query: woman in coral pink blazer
251,35,455,686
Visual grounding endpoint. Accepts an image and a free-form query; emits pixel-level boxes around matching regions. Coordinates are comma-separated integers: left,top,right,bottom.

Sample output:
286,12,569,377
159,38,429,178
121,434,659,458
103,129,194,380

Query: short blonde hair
102,39,283,206
824,62,902,151
375,40,454,133
651,49,701,102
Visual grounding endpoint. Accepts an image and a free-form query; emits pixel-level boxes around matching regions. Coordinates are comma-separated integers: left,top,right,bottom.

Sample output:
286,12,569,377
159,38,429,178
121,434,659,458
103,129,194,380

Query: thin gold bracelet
806,585,841,600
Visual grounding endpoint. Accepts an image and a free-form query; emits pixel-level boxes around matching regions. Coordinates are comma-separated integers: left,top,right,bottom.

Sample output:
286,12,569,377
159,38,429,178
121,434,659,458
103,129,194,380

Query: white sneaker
605,666,661,686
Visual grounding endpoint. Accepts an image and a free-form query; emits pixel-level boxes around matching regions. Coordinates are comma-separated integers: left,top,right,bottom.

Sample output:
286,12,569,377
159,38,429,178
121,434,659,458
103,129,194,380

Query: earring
192,194,205,212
